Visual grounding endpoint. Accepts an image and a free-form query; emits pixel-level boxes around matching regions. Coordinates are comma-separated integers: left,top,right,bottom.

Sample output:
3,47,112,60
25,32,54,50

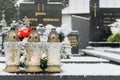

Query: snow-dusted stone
61,37,72,59
81,49,120,63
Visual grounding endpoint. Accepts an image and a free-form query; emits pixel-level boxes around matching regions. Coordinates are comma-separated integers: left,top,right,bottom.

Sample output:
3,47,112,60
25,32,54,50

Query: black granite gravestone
34,0,47,3
90,0,120,47
90,0,118,42
20,0,68,27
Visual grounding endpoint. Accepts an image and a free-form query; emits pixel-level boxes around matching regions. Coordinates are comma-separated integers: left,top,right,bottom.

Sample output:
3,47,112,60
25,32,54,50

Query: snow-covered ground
1,63,120,76
0,56,120,76
0,46,120,76
92,47,120,54
61,56,109,63
82,47,120,63
60,63,120,76
0,56,109,63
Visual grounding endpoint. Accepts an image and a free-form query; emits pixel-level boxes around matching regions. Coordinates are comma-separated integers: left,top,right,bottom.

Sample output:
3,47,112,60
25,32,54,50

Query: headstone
72,16,89,49
20,0,68,27
90,0,116,41
68,31,79,54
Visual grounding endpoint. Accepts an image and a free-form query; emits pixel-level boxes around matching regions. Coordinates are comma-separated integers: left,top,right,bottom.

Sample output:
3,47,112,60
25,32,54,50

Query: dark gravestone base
89,42,120,47
0,75,120,80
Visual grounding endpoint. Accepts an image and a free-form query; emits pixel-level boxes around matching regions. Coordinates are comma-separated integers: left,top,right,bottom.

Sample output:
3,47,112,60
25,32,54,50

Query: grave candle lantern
46,42,62,72
4,42,21,72
25,31,42,72
46,28,62,72
4,31,20,72
25,42,42,72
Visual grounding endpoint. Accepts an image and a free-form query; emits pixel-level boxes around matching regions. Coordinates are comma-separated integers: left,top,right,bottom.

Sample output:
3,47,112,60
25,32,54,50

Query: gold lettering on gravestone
103,18,111,26
26,18,38,21
104,13,112,16
43,18,60,22
103,13,113,26
68,36,78,47
35,12,46,16
93,3,97,17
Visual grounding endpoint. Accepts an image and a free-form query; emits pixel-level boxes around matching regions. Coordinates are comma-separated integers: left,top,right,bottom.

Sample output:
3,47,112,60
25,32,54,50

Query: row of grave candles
3,28,62,73
4,42,62,72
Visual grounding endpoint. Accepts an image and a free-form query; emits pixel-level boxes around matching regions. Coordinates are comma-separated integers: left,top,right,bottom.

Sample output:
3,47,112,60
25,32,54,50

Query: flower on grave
19,48,48,70
19,46,27,68
16,27,32,41
107,22,120,42
44,24,72,42
44,24,56,36
56,24,72,42
40,54,48,70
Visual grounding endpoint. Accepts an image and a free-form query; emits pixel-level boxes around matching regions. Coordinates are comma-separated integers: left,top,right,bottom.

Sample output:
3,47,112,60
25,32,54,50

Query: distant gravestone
90,0,120,41
68,31,79,54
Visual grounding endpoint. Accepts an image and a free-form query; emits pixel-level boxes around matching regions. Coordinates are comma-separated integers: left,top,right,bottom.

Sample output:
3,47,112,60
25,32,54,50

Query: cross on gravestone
93,3,97,18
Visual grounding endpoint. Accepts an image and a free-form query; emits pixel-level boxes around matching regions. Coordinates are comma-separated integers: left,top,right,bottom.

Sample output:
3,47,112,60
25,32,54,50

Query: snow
59,63,120,76
93,47,120,53
1,49,120,76
61,56,109,63
0,56,120,76
100,0,120,8
0,56,109,63
0,63,120,76
81,49,120,63
0,57,5,63
0,64,16,75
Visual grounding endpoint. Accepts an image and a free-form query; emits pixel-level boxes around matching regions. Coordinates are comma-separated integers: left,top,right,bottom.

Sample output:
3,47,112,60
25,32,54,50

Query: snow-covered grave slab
0,56,109,63
0,57,5,63
1,63,120,76
1,58,120,79
91,47,120,54
61,56,109,63
81,49,120,63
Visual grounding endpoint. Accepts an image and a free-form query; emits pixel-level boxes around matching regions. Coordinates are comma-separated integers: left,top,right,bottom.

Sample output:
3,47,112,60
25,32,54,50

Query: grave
68,31,79,54
90,0,120,47
89,0,120,47
20,0,68,27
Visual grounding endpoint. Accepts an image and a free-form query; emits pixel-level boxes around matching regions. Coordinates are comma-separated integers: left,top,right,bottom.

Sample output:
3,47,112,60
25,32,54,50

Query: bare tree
0,0,18,25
